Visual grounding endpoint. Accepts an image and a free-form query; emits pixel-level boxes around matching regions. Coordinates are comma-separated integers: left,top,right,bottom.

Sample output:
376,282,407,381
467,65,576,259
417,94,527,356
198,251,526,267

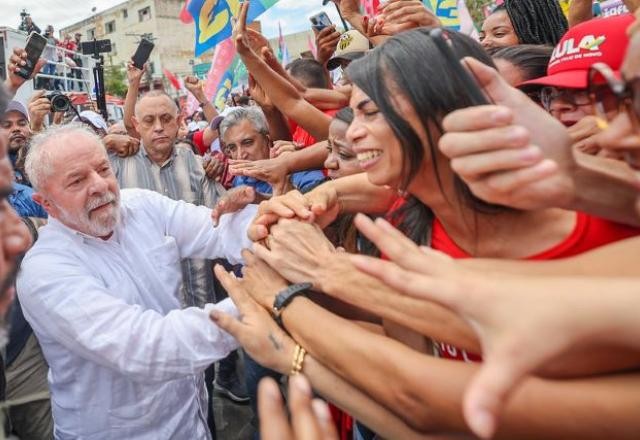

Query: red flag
179,0,193,24
163,68,181,90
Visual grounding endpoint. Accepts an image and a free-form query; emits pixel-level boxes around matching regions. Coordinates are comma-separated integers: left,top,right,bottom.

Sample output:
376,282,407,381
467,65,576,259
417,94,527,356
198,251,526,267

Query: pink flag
458,0,479,40
307,33,317,58
361,0,381,16
204,38,237,101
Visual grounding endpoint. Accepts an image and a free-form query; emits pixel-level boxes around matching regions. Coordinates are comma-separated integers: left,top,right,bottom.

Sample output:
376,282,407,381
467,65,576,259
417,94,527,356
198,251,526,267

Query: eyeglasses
587,62,640,132
539,86,593,114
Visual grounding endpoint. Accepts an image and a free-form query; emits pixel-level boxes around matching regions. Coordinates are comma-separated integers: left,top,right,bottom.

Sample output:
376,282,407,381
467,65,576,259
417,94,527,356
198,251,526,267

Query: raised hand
211,261,295,375
184,75,207,103
211,185,256,226
28,90,51,132
314,25,341,66
103,134,141,157
126,61,146,85
232,0,253,56
247,185,341,242
439,58,575,210
253,218,336,289
4,48,47,95
348,214,640,439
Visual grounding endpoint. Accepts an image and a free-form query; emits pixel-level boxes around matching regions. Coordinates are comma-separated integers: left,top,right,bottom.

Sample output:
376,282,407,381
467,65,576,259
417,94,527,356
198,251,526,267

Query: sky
0,0,343,39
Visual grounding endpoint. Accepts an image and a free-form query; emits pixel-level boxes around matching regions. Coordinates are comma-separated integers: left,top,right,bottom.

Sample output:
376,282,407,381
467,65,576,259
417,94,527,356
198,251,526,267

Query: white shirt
17,188,257,440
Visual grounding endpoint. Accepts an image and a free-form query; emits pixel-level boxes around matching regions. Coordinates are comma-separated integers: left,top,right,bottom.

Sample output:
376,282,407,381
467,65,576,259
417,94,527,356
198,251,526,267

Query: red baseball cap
522,14,635,89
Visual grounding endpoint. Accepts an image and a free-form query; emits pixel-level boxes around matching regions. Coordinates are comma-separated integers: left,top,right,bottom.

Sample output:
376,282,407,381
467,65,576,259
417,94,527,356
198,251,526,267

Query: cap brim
521,70,590,89
327,51,366,71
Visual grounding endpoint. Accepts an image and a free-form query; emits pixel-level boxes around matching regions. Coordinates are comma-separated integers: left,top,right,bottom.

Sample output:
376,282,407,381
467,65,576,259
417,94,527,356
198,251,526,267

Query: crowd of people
1,0,640,438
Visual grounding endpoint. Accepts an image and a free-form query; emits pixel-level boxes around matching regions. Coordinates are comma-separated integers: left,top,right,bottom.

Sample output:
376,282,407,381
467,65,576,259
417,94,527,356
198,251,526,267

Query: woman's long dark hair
345,28,507,246
493,0,568,47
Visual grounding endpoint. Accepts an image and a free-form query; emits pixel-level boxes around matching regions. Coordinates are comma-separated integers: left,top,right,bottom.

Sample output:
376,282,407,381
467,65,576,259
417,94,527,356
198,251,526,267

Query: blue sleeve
291,170,327,194
9,185,48,219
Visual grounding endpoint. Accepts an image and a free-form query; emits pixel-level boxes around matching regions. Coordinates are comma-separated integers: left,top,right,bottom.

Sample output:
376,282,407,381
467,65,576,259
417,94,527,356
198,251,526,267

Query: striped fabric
110,144,226,308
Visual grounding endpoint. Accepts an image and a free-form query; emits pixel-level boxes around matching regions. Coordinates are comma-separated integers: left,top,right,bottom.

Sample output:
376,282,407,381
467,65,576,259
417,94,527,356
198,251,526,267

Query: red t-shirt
387,198,640,362
192,130,207,156
290,108,339,148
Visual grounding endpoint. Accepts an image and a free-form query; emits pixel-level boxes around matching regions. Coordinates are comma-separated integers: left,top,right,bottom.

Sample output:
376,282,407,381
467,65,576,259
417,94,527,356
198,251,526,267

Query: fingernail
535,159,557,174
210,310,220,321
292,374,311,396
469,409,495,439
519,146,541,161
492,107,511,123
311,399,331,422
508,126,528,143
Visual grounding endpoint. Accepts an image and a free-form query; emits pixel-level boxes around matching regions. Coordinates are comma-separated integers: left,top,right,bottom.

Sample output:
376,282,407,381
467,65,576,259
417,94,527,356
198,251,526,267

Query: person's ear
132,116,140,131
32,192,57,218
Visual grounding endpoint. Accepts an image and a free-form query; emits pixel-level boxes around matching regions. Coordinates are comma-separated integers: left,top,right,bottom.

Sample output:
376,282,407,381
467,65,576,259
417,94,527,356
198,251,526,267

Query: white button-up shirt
17,188,257,440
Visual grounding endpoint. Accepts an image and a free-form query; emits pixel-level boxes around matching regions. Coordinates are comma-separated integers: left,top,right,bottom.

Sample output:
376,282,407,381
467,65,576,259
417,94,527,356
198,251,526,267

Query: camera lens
50,95,71,113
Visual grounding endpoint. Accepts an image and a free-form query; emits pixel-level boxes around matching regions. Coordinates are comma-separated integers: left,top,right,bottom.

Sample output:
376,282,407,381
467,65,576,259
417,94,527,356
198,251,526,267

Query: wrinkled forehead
222,119,262,143
49,132,107,164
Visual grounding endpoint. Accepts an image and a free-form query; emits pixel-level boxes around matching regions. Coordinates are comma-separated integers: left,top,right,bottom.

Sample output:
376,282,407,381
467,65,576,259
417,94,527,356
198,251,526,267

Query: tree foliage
104,65,128,98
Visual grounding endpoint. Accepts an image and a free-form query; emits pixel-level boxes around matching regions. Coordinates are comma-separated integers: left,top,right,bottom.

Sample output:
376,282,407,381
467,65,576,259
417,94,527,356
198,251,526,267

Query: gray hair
25,124,104,191
219,107,269,140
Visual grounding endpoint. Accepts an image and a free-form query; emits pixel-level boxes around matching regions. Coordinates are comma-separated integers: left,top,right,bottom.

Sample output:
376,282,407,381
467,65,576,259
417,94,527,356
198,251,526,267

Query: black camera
81,39,112,56
44,92,71,113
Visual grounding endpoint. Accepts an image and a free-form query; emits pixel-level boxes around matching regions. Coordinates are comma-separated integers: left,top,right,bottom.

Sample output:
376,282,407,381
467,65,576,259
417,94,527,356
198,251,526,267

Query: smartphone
309,12,332,31
429,28,490,106
16,32,48,80
131,38,154,70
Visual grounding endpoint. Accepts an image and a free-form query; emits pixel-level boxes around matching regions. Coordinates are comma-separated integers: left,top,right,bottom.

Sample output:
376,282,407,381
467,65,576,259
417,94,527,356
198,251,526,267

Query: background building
61,0,205,89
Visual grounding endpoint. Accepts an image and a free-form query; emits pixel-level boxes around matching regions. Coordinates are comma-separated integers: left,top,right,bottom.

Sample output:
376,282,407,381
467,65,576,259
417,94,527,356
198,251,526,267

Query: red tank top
387,198,640,362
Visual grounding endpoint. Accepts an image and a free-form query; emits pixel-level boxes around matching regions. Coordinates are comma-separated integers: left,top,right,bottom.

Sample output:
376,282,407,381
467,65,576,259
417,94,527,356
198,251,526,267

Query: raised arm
233,2,332,140
184,76,218,122
211,261,462,440
135,189,256,264
123,62,144,139
439,58,640,227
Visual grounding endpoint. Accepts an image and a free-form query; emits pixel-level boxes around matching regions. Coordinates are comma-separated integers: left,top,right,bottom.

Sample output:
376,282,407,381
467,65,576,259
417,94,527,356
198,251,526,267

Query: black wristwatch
272,282,312,327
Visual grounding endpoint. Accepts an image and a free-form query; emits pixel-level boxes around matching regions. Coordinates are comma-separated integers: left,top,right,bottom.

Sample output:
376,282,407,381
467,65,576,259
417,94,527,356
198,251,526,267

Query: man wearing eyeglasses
521,14,635,155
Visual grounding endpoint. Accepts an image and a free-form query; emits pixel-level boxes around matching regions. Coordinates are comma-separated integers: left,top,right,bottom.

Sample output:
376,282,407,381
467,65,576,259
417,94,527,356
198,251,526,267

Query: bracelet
289,344,307,376
272,282,312,327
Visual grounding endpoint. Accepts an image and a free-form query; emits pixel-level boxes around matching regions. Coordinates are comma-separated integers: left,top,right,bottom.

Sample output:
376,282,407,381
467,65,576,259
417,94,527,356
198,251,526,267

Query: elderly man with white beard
16,124,257,439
